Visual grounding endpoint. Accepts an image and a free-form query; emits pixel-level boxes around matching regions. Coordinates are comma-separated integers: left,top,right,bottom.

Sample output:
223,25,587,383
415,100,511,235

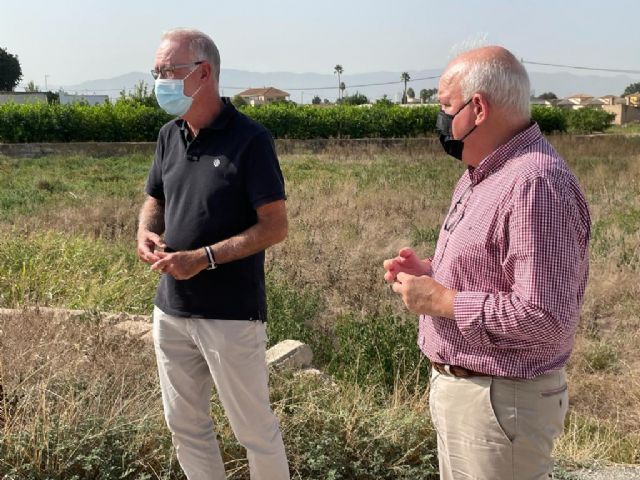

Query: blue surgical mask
154,66,201,116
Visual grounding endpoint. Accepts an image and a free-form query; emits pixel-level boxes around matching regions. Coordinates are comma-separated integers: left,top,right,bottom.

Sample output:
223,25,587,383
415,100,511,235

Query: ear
472,93,489,125
200,61,211,81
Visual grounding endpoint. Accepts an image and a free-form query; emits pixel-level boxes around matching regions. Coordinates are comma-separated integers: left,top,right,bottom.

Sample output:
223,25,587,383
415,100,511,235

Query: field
1,135,639,479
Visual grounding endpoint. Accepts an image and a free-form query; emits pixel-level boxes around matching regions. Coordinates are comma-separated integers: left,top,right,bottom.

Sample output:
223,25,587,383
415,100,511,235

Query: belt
431,361,492,378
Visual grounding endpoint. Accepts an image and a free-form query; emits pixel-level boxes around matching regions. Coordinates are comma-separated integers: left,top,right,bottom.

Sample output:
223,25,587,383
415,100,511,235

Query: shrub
0,101,614,143
565,108,615,134
531,105,567,133
0,102,173,143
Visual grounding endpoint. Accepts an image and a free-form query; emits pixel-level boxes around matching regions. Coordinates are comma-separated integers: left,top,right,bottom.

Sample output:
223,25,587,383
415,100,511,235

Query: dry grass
0,309,437,479
1,135,639,474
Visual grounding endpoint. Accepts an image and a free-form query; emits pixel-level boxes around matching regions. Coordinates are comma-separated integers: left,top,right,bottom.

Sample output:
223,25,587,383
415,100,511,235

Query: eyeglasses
151,61,203,80
443,185,473,233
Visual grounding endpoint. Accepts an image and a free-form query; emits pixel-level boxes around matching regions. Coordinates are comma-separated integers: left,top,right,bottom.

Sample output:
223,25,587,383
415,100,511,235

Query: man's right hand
383,247,432,283
137,230,166,264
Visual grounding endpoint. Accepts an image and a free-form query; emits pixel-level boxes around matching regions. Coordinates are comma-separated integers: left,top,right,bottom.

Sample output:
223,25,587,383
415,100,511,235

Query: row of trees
0,101,616,143
333,65,438,105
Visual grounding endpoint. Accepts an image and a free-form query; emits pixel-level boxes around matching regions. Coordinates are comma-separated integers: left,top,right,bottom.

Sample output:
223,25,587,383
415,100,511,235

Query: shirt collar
177,97,237,138
468,122,542,185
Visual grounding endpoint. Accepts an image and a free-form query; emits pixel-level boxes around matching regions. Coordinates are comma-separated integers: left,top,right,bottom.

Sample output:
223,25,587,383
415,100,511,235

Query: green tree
118,80,158,107
623,82,640,96
376,94,394,106
538,92,558,100
565,108,615,134
420,88,437,103
334,64,344,99
400,72,411,104
340,82,346,100
311,95,322,105
406,87,415,100
25,80,40,92
232,94,248,107
0,47,23,91
46,91,60,104
340,92,369,105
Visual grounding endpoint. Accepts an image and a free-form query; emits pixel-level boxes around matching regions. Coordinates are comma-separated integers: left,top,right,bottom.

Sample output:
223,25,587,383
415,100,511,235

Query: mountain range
52,69,638,102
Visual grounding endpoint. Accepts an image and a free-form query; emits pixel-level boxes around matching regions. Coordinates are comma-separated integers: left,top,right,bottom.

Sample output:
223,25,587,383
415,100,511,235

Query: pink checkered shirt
418,123,591,379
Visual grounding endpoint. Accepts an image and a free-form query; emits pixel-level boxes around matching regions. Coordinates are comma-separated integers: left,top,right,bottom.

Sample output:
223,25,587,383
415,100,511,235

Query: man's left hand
391,272,457,319
150,250,208,280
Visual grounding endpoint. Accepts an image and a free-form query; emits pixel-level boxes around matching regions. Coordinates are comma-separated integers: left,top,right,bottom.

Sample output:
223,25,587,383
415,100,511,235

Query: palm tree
334,64,344,100
400,72,411,104
420,87,437,104
406,87,415,100
339,82,346,101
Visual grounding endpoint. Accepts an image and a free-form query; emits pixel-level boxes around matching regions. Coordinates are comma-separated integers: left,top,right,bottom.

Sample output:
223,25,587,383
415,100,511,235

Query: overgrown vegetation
1,135,639,477
0,102,616,143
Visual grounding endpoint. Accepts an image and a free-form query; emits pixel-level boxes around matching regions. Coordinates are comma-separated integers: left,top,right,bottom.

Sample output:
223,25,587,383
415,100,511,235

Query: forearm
138,196,165,236
210,217,287,265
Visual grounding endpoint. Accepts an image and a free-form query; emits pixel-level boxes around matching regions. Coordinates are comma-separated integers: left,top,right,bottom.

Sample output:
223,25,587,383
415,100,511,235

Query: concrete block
113,320,153,343
266,340,313,370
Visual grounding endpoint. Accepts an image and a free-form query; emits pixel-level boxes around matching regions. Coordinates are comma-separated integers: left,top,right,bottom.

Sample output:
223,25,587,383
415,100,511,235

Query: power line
55,74,441,94
44,59,640,96
222,74,441,92
522,59,640,75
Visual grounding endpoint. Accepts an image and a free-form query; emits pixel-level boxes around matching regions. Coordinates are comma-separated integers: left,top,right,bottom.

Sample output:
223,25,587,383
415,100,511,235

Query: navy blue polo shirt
145,98,286,321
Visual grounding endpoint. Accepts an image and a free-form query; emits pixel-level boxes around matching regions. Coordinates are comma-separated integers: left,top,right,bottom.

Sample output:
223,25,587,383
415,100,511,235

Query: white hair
444,47,531,121
449,34,489,59
162,28,221,81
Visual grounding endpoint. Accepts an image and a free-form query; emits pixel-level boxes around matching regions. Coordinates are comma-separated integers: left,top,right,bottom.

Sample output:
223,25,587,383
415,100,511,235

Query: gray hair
162,28,221,81
444,47,531,122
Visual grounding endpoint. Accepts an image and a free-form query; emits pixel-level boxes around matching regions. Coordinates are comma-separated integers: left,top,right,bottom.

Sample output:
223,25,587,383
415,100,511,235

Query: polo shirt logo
212,158,221,167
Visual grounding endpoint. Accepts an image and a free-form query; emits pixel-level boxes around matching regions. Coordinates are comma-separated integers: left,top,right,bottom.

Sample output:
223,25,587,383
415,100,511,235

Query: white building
58,92,109,105
0,92,48,105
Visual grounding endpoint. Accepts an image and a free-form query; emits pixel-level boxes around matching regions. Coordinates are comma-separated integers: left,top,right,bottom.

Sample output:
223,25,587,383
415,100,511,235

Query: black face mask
435,99,477,161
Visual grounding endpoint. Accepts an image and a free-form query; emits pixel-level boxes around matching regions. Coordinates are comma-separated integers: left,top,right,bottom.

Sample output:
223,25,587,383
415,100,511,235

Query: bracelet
204,245,217,270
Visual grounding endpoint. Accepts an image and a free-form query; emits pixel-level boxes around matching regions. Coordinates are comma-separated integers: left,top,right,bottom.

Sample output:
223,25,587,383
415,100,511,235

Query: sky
2,0,639,90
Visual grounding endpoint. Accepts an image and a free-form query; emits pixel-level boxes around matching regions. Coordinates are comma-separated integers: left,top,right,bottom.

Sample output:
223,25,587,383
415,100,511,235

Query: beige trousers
152,307,290,480
429,368,568,480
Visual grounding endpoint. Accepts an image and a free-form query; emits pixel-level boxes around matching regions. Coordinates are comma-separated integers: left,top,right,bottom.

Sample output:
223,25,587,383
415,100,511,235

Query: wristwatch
204,245,217,270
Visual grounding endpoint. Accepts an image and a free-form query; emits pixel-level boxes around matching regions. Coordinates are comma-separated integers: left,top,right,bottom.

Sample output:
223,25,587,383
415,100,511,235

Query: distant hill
52,68,638,102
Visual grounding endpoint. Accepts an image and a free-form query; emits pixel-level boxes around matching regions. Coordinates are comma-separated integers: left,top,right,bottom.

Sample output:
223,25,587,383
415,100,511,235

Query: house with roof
599,95,625,106
625,92,640,107
552,92,640,124
555,93,599,109
597,94,640,125
237,87,290,106
530,97,557,107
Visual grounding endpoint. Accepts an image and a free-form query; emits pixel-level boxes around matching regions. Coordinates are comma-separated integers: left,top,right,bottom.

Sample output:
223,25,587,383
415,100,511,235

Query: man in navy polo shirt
136,28,289,480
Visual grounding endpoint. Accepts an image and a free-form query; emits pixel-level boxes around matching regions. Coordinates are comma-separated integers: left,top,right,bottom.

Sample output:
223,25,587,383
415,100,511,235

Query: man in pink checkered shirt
384,46,590,479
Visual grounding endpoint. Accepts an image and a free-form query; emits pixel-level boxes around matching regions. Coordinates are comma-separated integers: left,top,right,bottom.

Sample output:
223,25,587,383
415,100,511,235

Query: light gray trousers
152,306,290,480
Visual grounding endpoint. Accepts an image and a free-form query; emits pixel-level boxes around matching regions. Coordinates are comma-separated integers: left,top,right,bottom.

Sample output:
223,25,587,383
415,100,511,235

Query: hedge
0,102,614,143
